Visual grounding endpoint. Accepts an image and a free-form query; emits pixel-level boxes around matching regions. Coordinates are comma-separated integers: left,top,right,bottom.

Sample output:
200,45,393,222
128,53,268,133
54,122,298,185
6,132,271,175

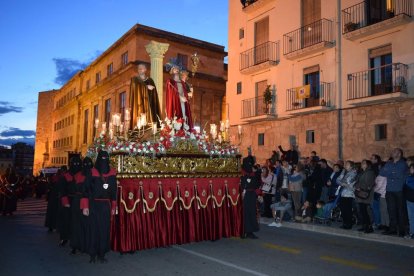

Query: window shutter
254,17,269,46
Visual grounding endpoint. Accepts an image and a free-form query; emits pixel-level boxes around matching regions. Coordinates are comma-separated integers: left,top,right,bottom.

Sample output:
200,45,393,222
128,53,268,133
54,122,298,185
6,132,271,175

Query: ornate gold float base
112,154,241,179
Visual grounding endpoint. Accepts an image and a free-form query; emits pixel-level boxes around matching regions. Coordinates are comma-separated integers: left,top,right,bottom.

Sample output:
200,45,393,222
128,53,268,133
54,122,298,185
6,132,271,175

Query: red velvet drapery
111,177,243,252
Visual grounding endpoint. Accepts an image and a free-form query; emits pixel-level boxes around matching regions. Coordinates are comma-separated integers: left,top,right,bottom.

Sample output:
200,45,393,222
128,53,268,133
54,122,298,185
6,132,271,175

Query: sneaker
275,222,282,228
404,234,414,239
268,221,278,227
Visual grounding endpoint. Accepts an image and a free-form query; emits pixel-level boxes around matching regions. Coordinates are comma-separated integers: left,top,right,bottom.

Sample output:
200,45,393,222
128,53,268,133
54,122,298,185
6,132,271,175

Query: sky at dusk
0,0,228,147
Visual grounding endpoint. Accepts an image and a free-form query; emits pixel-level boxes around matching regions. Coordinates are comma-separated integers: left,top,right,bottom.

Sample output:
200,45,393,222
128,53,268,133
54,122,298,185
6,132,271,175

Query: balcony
240,41,280,74
241,95,276,122
286,82,335,114
242,0,273,12
347,63,409,105
283,19,335,60
342,0,412,41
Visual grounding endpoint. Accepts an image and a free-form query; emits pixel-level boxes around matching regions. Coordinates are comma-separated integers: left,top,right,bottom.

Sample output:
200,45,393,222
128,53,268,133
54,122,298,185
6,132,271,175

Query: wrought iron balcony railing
347,63,408,100
283,19,334,55
286,82,335,111
241,95,276,119
239,41,280,71
342,0,412,34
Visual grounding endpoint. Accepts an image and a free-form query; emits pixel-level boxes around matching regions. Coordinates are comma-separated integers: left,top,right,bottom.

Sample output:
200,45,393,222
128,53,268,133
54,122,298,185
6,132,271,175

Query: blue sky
0,0,228,146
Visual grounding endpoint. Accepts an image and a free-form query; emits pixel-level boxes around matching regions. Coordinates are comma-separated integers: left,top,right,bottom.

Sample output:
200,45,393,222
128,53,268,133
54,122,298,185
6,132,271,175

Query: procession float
87,58,244,251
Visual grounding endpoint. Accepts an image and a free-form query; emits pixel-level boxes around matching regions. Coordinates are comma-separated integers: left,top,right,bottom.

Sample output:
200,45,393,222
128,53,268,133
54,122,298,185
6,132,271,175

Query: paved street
1,198,413,276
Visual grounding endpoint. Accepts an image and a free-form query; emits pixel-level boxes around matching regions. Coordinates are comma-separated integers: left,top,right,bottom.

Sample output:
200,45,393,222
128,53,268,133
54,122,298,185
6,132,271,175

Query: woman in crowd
355,160,376,233
337,160,357,230
374,171,389,231
260,166,274,218
327,163,342,201
289,164,304,218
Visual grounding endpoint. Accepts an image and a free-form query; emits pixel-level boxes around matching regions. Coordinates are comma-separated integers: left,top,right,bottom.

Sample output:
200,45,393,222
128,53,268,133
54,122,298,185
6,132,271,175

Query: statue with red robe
165,63,193,130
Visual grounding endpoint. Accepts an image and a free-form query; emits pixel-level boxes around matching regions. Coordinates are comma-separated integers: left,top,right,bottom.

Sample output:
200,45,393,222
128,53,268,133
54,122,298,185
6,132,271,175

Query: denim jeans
407,201,414,235
371,198,381,225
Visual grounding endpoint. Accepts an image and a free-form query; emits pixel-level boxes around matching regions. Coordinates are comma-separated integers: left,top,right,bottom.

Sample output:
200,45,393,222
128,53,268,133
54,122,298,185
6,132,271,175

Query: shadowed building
227,0,413,163
34,24,227,175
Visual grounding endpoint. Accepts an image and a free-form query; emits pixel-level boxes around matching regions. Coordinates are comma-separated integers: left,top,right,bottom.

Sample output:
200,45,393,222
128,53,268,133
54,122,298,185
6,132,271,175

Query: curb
260,217,414,248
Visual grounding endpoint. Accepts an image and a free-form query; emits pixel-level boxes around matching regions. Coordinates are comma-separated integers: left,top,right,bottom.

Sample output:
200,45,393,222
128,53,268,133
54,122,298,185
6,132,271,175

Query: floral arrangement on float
86,114,239,159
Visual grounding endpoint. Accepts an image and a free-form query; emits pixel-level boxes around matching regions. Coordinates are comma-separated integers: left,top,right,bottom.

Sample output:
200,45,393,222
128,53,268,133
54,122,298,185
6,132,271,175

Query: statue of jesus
165,63,193,130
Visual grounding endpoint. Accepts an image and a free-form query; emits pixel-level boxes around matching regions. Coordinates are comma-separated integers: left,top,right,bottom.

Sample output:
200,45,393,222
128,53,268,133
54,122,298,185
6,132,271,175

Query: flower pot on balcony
320,99,326,106
387,10,395,19
345,22,358,32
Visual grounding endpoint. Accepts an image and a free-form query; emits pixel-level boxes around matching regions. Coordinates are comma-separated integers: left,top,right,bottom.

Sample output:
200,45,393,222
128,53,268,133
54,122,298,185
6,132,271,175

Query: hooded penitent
82,157,94,176
69,156,82,175
95,151,110,174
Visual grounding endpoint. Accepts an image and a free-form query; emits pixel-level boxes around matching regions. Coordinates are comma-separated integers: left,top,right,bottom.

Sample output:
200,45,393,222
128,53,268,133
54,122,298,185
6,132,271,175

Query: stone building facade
34,24,227,175
227,0,414,164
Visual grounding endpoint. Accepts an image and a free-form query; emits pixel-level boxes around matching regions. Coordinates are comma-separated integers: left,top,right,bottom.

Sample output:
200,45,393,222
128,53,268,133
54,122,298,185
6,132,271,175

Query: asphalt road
1,198,413,276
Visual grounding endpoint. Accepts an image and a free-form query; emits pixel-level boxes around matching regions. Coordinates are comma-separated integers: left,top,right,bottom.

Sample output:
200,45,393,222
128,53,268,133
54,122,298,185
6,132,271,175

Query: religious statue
129,64,161,129
179,70,193,99
165,60,193,129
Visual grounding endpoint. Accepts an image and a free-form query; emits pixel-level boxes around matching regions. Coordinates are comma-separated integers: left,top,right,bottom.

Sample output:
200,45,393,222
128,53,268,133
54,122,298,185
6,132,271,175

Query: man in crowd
278,144,299,165
380,148,408,236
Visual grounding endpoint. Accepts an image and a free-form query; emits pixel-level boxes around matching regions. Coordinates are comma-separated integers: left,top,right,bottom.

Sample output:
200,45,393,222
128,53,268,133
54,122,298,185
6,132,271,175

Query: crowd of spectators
251,145,414,239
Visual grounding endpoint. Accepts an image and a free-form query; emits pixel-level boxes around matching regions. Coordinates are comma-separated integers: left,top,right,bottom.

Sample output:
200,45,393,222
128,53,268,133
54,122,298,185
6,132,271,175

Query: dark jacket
278,146,299,165
404,174,414,202
355,168,376,204
379,159,408,192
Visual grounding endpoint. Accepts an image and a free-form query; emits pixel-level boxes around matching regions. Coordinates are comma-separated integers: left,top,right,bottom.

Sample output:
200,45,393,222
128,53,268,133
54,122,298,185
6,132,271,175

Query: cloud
0,127,35,146
0,127,36,138
53,58,89,85
53,52,102,85
0,101,23,115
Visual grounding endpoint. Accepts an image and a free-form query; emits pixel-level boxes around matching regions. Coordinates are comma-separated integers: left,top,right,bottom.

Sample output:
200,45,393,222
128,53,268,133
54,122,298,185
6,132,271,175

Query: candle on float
125,109,130,121
94,119,100,129
152,123,157,135
102,122,107,132
218,135,222,143
220,121,225,132
140,113,147,126
120,123,124,133
225,119,230,129
238,125,242,135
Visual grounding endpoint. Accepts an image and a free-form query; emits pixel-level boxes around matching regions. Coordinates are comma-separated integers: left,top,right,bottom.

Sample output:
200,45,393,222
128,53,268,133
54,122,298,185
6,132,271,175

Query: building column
145,40,169,116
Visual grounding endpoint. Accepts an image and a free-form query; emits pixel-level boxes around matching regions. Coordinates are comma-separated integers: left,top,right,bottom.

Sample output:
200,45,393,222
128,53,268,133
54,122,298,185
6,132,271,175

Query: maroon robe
165,78,193,129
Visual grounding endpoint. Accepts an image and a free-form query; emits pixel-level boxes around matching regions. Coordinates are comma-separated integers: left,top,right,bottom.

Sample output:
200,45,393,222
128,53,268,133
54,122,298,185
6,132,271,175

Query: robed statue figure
165,63,193,130
129,64,161,129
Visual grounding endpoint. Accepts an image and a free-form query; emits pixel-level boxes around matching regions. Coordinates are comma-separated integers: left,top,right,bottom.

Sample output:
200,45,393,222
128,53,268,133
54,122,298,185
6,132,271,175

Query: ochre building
34,24,227,175
227,0,414,164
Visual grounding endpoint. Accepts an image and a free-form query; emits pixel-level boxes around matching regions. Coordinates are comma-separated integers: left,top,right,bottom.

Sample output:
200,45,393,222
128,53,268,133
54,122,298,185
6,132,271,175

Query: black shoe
47,228,53,233
382,230,397,235
59,240,68,247
398,232,406,237
340,225,352,230
70,249,77,255
241,233,247,239
357,227,365,232
247,233,258,239
98,256,108,263
89,255,96,264
364,227,374,234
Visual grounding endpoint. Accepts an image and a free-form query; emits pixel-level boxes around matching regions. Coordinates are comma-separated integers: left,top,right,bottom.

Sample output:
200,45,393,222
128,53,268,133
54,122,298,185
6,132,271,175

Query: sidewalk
260,217,414,248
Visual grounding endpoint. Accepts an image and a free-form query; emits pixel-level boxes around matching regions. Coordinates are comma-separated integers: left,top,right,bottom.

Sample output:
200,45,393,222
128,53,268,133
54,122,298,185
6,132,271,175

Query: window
121,51,128,66
375,124,387,141
289,135,297,146
119,92,126,121
93,104,99,138
96,71,101,84
86,79,90,91
369,45,392,96
107,63,113,76
239,28,244,39
105,99,111,125
237,82,242,94
177,53,188,70
83,109,89,144
304,65,320,108
258,133,265,146
306,130,315,144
